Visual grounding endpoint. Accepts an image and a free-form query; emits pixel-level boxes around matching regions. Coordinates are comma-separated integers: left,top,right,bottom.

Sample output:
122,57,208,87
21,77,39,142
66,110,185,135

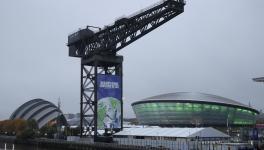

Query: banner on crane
97,74,122,130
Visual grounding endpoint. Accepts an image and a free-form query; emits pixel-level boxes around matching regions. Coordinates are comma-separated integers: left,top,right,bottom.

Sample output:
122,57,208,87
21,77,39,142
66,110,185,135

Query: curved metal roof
132,92,258,112
10,98,65,128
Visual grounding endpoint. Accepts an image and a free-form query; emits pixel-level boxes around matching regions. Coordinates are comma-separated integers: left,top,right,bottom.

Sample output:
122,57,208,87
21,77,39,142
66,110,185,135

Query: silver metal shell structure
10,99,65,128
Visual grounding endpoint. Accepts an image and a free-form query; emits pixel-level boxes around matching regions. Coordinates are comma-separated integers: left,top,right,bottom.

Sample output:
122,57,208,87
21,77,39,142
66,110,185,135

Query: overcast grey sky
0,0,264,120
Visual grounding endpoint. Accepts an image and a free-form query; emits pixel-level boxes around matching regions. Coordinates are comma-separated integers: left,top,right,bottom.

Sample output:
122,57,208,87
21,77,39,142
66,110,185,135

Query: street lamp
252,77,264,82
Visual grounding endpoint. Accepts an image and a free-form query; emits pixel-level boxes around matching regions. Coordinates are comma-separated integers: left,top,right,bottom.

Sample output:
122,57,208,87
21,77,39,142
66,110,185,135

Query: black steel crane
67,0,185,141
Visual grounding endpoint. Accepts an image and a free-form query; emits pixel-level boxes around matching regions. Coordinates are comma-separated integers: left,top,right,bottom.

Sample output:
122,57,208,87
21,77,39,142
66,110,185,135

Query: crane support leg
80,55,123,141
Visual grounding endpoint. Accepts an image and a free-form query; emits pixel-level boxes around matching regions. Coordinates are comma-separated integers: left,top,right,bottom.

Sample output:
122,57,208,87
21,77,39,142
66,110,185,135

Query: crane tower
67,0,185,141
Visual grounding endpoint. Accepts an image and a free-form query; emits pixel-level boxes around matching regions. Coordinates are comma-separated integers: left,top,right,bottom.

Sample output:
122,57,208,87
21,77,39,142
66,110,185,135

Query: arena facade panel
132,92,259,127
10,98,65,128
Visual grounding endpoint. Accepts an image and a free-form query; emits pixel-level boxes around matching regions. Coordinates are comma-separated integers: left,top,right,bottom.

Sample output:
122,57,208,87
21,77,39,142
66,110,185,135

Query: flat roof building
114,127,231,150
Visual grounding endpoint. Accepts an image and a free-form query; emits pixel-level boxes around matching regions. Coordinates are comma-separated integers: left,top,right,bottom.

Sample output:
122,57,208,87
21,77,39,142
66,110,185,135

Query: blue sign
97,74,122,129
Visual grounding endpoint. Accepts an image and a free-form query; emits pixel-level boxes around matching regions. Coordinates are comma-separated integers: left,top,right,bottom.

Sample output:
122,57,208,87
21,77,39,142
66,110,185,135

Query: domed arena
132,92,259,127
10,98,66,128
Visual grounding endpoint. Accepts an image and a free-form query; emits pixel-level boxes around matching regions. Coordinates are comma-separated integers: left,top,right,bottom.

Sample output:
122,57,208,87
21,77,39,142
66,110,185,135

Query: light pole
252,77,263,149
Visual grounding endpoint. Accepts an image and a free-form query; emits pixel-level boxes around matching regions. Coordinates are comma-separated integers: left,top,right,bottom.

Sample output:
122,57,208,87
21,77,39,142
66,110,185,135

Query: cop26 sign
97,74,121,130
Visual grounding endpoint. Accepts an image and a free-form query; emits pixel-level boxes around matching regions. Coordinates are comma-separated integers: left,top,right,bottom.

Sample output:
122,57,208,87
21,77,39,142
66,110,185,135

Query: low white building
114,127,230,150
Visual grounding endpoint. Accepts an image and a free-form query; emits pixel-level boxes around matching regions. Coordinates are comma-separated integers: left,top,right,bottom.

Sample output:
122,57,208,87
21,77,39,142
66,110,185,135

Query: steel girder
68,0,185,58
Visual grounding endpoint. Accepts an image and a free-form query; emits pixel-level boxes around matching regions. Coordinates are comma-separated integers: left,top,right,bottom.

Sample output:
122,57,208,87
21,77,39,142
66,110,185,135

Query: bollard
12,144,14,150
4,143,6,150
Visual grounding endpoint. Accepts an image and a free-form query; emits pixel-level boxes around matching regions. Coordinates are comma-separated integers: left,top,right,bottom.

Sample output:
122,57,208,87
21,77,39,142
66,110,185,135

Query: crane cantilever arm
68,0,185,58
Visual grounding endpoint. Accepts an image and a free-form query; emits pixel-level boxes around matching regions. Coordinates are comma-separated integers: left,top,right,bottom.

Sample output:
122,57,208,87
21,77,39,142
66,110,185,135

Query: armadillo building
10,99,66,128
132,92,259,127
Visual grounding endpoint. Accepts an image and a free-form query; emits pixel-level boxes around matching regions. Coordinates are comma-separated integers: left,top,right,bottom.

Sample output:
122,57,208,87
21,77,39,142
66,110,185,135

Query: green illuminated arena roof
132,93,259,127
132,92,258,113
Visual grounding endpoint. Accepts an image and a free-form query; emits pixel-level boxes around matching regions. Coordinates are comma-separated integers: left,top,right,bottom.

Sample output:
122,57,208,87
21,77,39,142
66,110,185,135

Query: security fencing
114,138,254,150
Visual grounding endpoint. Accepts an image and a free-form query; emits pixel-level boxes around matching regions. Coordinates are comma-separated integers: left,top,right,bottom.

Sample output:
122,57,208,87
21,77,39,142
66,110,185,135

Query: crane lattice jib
68,0,185,58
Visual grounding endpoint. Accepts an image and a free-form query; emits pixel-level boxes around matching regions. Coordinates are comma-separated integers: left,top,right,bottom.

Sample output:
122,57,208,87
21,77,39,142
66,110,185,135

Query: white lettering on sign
99,81,119,89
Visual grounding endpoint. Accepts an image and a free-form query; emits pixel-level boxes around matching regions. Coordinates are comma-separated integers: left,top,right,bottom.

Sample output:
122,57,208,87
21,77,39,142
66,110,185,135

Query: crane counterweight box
68,28,94,46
